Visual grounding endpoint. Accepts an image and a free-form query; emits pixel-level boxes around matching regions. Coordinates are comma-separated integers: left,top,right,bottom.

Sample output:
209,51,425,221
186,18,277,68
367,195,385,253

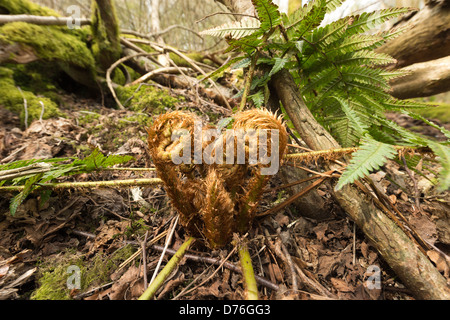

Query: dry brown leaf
330,277,354,292
109,266,141,300
427,250,450,278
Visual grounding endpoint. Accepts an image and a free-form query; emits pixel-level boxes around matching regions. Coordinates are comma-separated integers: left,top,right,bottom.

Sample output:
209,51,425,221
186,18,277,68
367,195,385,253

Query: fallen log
377,0,450,69
389,55,450,99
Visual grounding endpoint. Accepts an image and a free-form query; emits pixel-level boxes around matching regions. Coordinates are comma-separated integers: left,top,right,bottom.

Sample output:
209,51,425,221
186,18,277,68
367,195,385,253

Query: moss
31,246,137,300
90,0,121,71
169,52,212,68
0,0,59,16
0,67,62,126
116,84,180,113
117,114,152,129
0,22,95,71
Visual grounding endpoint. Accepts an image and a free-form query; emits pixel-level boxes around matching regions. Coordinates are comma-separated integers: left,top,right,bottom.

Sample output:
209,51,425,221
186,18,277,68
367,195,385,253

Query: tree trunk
149,0,170,67
377,0,450,69
389,55,450,99
91,0,122,72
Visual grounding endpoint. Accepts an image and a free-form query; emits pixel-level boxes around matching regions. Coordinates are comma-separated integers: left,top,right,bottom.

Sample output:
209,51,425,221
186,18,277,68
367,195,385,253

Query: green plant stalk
239,30,273,111
138,236,195,300
0,178,163,192
239,53,258,111
238,240,258,300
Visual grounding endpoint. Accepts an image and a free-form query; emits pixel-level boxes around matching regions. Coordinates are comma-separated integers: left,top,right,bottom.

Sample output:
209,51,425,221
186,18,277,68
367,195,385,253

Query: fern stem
239,30,273,111
239,54,258,111
0,178,163,193
138,236,195,300
285,145,421,162
99,167,156,172
237,239,258,300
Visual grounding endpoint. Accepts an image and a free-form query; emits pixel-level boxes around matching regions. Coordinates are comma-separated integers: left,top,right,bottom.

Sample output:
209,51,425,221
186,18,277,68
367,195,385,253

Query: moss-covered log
0,0,97,88
0,66,62,125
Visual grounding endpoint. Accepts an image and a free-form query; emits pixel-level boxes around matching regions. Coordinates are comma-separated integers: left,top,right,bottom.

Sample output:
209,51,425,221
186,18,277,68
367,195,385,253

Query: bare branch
0,14,90,26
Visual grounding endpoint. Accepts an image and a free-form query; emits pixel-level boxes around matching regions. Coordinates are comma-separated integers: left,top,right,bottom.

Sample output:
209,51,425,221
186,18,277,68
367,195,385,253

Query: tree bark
149,0,170,67
389,55,450,99
377,0,450,69
91,0,122,71
0,42,38,64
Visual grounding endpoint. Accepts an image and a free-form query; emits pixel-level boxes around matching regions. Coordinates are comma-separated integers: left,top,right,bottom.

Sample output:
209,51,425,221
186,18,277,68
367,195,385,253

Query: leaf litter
0,92,449,300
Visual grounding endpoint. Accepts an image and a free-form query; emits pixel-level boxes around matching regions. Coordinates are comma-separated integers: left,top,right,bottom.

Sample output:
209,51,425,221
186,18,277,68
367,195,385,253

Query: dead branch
0,14,90,26
389,55,450,99
377,0,450,69
106,52,161,109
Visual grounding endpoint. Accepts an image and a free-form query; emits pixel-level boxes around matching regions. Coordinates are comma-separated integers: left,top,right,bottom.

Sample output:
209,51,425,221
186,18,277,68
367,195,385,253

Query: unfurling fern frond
335,138,397,190
199,18,261,39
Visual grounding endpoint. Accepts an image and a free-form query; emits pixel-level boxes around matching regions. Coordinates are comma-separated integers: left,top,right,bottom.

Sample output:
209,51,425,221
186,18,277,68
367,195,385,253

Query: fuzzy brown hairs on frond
147,108,288,248
147,111,205,236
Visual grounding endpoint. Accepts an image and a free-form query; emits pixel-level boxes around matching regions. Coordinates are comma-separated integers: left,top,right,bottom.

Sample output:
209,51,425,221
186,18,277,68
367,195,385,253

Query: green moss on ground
0,67,62,126
31,245,136,300
116,84,180,113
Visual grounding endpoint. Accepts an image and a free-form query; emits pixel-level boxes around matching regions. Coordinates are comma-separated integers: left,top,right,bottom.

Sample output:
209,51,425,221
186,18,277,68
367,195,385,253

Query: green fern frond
403,111,450,140
329,116,362,147
10,172,43,216
268,57,289,77
308,16,350,49
252,0,281,32
336,50,396,67
199,18,261,39
325,0,345,13
428,142,450,191
301,66,339,93
381,98,431,110
335,138,397,190
249,90,265,107
326,34,383,55
285,0,327,38
332,96,369,136
340,65,390,90
345,7,415,36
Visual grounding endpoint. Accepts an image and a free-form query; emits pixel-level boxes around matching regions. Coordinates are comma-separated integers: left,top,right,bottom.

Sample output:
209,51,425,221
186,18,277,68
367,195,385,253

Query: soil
0,91,449,300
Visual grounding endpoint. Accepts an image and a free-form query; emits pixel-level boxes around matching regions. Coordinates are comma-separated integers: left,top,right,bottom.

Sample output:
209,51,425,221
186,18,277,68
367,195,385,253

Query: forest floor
0,87,449,300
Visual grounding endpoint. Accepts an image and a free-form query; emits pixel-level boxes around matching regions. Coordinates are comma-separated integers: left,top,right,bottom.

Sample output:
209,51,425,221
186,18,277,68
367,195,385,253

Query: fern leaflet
336,139,397,190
